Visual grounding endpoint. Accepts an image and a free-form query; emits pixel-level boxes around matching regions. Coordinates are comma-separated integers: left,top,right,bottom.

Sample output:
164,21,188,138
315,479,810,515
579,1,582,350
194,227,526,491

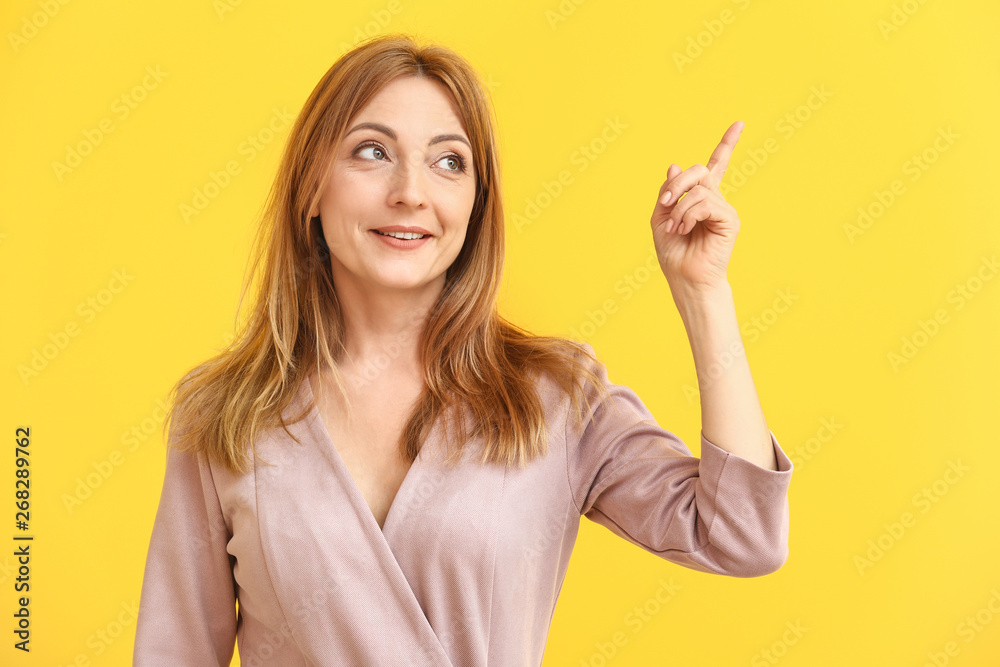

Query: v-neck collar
301,371,424,540
250,376,454,665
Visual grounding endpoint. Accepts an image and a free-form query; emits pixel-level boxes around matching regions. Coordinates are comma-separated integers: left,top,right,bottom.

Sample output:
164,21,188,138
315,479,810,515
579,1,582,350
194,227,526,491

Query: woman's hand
650,121,744,298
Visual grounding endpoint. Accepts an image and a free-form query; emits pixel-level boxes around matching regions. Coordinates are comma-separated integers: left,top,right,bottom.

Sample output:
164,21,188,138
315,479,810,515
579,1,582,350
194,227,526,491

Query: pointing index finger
706,120,745,183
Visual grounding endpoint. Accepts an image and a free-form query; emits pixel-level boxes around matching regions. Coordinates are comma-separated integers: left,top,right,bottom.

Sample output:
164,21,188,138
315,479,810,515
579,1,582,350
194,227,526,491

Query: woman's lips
370,229,431,249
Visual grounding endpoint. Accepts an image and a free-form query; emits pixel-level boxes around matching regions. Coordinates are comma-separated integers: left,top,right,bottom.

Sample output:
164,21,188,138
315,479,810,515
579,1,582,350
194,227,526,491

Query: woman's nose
389,150,427,209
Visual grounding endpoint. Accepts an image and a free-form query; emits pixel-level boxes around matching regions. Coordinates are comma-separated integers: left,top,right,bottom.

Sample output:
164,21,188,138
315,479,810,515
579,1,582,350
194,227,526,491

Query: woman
133,32,792,666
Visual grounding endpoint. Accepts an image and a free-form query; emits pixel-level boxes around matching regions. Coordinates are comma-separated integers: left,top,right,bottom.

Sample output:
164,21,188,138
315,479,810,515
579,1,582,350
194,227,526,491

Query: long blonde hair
164,32,611,475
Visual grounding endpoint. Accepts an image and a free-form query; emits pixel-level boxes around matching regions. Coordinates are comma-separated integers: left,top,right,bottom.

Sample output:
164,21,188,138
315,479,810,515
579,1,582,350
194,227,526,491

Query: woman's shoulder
526,337,609,412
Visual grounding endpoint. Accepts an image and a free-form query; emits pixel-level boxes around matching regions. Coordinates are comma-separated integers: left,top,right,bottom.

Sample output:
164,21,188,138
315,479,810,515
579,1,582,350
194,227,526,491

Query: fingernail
661,192,672,206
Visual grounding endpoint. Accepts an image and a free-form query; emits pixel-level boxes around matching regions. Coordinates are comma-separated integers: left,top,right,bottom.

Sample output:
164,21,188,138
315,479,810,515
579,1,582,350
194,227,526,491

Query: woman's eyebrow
345,122,471,150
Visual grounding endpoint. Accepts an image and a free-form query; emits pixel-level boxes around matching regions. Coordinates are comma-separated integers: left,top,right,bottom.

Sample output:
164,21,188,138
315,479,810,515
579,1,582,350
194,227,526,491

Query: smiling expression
309,75,478,298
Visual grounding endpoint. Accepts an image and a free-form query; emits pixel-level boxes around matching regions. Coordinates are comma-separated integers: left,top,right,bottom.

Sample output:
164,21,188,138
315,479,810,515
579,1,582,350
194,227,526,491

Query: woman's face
310,75,477,302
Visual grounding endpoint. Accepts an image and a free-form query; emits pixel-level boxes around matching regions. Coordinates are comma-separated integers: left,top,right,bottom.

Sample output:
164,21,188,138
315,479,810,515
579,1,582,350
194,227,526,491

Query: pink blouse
133,342,793,665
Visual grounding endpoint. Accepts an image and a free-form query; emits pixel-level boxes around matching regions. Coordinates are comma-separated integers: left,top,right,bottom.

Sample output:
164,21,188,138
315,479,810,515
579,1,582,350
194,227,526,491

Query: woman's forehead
347,77,467,132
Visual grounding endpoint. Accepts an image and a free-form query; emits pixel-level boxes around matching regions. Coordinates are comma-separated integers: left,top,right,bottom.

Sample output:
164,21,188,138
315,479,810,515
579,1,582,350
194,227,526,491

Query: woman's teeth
375,230,427,240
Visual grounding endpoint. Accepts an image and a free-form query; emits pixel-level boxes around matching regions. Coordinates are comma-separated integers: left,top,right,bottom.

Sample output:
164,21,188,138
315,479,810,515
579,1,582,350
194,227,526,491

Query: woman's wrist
671,280,735,330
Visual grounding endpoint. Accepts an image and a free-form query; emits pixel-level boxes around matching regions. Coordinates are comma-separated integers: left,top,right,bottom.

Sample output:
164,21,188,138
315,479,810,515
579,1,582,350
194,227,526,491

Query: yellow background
1,0,998,664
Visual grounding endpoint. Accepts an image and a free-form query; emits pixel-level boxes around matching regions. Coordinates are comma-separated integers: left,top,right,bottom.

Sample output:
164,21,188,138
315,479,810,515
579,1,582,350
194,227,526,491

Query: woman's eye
355,141,466,173
356,143,387,160
437,154,467,173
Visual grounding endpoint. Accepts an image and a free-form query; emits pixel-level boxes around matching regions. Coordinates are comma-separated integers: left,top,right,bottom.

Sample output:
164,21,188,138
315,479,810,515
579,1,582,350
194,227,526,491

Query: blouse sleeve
133,440,238,665
564,342,794,577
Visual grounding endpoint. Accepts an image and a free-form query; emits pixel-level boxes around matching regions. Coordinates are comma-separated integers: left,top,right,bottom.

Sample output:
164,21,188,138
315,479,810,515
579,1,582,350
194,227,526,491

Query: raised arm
565,341,793,577
564,121,795,574
650,121,776,468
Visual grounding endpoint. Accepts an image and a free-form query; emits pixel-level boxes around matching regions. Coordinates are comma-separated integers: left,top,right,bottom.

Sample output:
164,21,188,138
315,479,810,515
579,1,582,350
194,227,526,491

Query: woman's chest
215,412,579,574
310,369,424,530
318,401,414,530
210,396,582,652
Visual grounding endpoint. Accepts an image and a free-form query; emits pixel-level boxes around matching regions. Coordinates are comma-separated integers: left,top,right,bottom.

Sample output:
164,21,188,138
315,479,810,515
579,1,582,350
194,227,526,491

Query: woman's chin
366,273,442,295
